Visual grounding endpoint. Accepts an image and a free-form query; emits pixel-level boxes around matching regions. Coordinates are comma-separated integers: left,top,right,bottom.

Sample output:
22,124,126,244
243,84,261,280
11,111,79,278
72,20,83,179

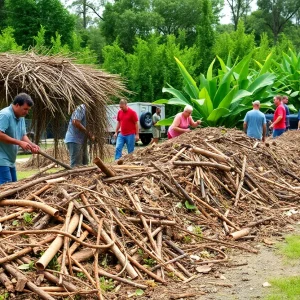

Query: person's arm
189,117,201,128
135,122,139,141
243,122,248,133
298,119,300,130
21,135,40,153
113,121,121,137
72,119,94,140
0,131,33,152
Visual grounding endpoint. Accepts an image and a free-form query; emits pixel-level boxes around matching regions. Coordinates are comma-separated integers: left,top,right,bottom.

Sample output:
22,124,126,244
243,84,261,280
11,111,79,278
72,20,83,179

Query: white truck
106,102,166,145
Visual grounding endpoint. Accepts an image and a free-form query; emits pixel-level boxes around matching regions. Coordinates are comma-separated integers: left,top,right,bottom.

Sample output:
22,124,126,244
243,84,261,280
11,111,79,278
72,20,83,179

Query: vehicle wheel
140,112,152,129
140,135,152,145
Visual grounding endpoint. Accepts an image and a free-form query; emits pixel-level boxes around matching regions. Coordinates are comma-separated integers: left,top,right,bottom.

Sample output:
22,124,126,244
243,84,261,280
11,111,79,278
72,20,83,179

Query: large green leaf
207,108,230,122
213,67,234,106
233,52,252,83
231,90,252,104
162,87,189,102
174,57,198,99
258,51,274,75
207,58,216,81
199,87,213,116
218,86,237,109
156,116,174,126
247,73,276,93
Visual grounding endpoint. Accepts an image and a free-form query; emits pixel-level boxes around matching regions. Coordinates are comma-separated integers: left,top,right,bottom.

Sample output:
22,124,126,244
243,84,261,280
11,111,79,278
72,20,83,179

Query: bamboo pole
0,200,59,217
36,214,80,270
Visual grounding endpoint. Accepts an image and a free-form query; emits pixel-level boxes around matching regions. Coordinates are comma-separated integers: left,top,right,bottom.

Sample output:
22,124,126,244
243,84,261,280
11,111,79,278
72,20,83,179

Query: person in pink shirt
269,95,286,138
167,105,201,139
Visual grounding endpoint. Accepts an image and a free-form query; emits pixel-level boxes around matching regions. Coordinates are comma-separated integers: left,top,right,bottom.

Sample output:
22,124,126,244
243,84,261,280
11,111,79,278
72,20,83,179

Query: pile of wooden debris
0,128,299,299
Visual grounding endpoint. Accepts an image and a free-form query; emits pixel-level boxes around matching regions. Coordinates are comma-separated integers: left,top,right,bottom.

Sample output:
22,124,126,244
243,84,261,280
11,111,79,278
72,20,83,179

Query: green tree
257,0,300,44
101,0,158,52
4,0,75,48
214,21,255,61
196,0,215,72
226,0,254,30
0,27,22,52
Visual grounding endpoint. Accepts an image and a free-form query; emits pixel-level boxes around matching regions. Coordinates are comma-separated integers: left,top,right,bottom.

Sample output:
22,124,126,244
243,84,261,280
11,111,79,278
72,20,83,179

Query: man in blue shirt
64,104,93,168
282,96,290,131
0,93,40,184
243,100,267,142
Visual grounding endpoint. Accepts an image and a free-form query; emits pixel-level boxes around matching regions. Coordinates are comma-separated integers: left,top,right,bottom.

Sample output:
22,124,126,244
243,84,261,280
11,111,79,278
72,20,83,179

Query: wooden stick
36,214,80,270
0,268,14,292
94,219,104,300
125,188,159,254
27,163,56,180
59,200,74,284
102,170,157,182
234,155,247,206
126,217,176,226
151,162,195,206
0,236,55,264
190,146,228,162
170,147,187,164
173,161,232,172
0,200,59,217
0,166,96,199
94,157,116,177
38,149,72,170
190,193,240,230
72,198,138,279
2,263,55,300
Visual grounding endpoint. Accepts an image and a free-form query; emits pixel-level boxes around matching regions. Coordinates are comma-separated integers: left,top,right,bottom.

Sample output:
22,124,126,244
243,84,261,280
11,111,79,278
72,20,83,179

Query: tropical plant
272,48,300,109
154,52,277,128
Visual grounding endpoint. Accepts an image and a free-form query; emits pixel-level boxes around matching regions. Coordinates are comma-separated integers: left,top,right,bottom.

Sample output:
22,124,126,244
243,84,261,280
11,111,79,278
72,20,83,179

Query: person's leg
10,167,17,182
66,142,82,167
115,133,125,160
272,129,285,138
82,143,89,166
0,166,13,184
126,134,135,154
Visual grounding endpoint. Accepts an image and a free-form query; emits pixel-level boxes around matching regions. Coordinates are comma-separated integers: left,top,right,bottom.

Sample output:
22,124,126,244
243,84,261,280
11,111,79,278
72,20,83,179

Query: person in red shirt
113,99,139,160
269,95,286,138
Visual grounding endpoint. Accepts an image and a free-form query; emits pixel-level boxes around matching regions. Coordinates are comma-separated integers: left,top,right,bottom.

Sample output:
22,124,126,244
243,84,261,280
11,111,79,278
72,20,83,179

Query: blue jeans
273,129,285,138
115,133,135,160
0,166,17,184
66,142,89,168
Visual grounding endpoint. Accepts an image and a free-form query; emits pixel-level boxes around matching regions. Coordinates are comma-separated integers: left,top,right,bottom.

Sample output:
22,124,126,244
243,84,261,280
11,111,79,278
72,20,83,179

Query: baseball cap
252,100,260,105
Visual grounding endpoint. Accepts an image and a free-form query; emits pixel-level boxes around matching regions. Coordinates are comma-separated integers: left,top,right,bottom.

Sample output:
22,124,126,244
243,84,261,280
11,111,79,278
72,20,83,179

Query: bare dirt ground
136,224,300,300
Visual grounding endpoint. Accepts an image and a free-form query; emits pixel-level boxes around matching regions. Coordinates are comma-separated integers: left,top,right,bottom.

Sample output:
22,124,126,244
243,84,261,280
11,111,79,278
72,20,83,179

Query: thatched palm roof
0,52,128,157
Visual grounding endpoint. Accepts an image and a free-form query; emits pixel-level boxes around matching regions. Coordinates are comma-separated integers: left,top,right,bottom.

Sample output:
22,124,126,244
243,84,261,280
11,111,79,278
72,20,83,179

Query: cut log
94,157,116,177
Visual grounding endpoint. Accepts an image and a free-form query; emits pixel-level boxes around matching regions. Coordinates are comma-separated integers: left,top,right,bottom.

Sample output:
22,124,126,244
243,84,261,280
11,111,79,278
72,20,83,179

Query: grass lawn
266,234,300,299
17,167,63,180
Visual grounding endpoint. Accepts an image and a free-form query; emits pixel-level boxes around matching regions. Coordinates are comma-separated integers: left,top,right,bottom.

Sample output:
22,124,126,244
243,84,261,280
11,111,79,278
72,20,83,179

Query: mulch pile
0,128,300,299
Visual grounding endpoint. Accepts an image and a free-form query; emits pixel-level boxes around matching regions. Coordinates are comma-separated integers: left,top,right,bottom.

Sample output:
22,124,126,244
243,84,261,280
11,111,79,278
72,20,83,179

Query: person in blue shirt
64,104,93,168
282,96,290,131
0,93,40,184
243,100,267,142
